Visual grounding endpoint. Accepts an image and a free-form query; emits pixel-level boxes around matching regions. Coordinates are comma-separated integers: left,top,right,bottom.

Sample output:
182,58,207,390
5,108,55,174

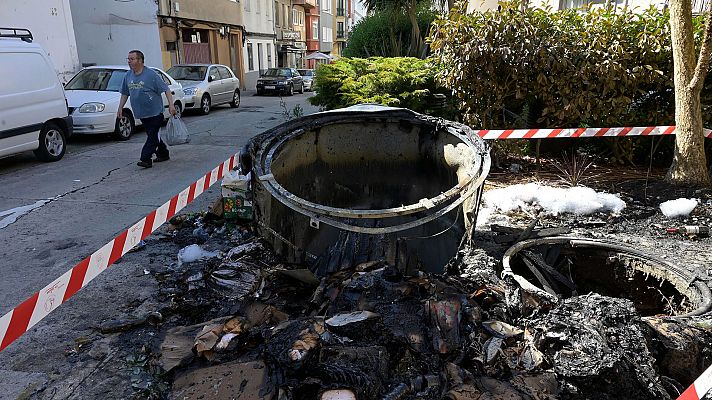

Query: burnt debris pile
149,215,712,400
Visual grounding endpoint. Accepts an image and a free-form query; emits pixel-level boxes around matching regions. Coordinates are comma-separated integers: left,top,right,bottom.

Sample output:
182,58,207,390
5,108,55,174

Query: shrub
343,4,437,58
428,1,712,165
428,1,685,129
309,57,445,115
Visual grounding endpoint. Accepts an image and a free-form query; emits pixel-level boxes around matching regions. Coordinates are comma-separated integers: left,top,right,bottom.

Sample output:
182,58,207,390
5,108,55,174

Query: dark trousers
139,114,169,162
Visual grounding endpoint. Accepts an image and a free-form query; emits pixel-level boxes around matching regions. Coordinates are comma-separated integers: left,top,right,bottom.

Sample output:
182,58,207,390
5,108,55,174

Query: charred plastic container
247,105,490,276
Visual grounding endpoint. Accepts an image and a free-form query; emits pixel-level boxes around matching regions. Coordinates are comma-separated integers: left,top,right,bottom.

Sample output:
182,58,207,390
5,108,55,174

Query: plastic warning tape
475,126,712,139
678,364,712,400
0,153,238,352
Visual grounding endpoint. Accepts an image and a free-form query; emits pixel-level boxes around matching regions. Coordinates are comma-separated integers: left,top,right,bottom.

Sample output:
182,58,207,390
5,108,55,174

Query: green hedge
428,1,711,130
308,57,443,115
343,4,436,58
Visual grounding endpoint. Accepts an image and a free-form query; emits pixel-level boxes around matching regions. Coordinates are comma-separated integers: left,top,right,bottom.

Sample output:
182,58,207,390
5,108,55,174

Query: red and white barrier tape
0,153,238,352
475,126,712,140
678,364,712,400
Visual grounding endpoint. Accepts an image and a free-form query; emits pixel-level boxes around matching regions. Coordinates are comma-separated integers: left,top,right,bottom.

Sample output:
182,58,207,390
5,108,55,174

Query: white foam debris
178,244,220,266
479,183,626,222
659,198,698,218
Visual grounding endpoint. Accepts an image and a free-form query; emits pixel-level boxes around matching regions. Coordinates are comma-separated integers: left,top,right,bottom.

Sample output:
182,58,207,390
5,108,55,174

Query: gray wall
69,0,162,67
319,10,332,53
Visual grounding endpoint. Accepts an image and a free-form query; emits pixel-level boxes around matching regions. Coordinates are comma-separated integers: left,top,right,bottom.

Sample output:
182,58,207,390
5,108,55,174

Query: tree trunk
407,0,422,57
667,0,711,186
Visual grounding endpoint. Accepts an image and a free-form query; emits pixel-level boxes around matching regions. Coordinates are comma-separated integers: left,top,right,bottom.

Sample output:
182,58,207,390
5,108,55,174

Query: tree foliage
428,1,712,131
343,5,436,57
308,57,441,114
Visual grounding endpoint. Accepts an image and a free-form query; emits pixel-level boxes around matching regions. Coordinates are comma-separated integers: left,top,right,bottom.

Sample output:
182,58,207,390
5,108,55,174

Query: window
268,0,272,20
322,27,333,43
256,0,261,14
337,22,344,38
218,66,233,79
283,5,289,26
275,1,280,25
247,43,254,71
267,44,273,67
245,0,251,12
153,69,172,85
292,9,304,25
337,0,344,15
208,67,220,81
258,43,264,71
322,0,331,13
312,20,319,39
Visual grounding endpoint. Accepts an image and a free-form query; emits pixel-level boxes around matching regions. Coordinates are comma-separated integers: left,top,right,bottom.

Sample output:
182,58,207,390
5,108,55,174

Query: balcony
293,0,317,8
336,7,345,16
336,30,345,39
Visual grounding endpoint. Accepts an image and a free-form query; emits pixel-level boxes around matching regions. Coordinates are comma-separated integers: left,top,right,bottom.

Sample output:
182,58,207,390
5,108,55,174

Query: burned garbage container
247,105,490,276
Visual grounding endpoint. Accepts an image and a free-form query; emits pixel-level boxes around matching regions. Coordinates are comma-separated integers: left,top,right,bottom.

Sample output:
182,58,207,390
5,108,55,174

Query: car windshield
263,68,290,77
167,66,207,81
297,70,313,77
65,69,126,91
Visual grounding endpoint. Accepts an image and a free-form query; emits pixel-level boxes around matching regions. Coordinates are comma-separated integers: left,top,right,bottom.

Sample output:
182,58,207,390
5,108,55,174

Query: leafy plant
343,4,436,57
428,0,712,165
309,57,447,115
551,152,599,187
280,99,305,121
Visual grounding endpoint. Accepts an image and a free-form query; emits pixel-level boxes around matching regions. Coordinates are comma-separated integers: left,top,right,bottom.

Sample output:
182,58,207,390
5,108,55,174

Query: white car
64,65,185,140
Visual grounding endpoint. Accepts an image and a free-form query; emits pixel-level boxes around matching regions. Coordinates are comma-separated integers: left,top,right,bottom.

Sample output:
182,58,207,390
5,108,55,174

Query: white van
0,28,72,161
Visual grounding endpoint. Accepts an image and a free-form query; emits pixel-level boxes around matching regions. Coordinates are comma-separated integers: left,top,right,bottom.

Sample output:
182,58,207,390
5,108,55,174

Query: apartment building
244,0,277,89
156,0,245,86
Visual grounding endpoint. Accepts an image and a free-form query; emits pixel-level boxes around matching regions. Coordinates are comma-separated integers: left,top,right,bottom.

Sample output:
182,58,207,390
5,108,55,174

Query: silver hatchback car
167,64,240,115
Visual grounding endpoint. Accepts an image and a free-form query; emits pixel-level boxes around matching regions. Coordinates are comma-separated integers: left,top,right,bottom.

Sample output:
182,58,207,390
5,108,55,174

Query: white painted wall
243,0,276,89
0,0,80,83
68,0,162,68
243,39,276,89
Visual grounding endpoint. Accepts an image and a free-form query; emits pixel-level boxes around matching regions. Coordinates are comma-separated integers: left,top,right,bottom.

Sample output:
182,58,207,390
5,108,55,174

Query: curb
0,153,238,352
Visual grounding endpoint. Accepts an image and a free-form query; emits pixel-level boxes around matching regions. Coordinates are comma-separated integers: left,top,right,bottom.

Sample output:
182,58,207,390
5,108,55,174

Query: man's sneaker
137,160,152,168
154,156,170,162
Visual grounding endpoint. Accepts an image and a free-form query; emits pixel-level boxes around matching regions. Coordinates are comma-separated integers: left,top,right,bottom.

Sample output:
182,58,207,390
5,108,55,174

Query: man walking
118,50,176,168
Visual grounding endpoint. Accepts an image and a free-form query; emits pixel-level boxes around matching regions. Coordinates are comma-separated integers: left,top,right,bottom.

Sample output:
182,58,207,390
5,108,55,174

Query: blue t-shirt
120,67,169,119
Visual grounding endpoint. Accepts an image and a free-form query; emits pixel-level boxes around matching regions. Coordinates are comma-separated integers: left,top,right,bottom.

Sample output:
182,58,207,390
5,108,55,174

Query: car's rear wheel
298,82,304,94
34,122,66,162
230,89,240,108
287,84,293,96
200,94,211,115
173,101,182,118
113,111,135,141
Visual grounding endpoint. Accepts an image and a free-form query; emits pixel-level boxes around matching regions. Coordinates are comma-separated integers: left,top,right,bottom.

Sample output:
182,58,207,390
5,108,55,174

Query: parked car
167,64,241,115
64,65,184,140
297,69,315,91
256,68,304,96
0,27,72,161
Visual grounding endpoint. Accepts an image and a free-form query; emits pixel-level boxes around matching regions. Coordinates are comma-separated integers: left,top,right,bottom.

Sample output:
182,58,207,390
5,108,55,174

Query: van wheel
200,94,211,115
34,122,66,162
230,89,240,108
113,111,135,141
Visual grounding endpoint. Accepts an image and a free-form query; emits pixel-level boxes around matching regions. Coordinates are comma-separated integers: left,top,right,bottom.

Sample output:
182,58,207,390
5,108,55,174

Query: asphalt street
0,91,319,318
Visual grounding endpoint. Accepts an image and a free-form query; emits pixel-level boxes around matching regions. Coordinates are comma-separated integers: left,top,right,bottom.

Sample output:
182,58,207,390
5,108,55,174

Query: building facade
0,0,80,82
243,0,277,89
156,0,245,86
69,0,162,69
318,0,334,64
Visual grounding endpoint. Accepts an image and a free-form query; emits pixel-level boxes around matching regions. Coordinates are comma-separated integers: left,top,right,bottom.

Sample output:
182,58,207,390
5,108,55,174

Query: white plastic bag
162,116,190,145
